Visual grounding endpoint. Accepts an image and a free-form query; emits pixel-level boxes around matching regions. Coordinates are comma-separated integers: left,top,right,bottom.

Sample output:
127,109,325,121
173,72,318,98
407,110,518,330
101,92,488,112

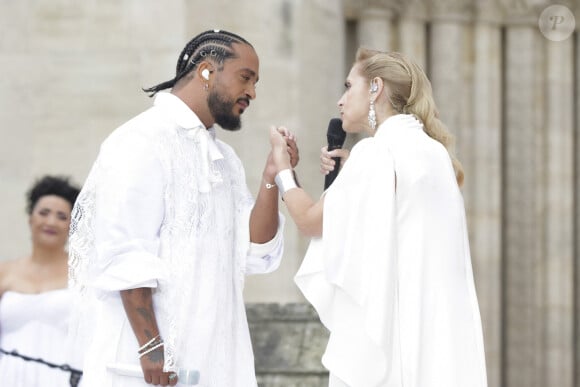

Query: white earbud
201,69,210,80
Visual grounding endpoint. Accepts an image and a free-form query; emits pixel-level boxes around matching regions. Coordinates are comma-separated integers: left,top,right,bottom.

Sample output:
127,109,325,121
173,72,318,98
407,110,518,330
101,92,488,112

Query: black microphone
324,118,347,190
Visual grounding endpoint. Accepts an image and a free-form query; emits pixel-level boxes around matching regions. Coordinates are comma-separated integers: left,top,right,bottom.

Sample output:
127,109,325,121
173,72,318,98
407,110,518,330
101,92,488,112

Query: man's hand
120,288,178,386
139,346,178,386
285,130,299,169
268,126,293,172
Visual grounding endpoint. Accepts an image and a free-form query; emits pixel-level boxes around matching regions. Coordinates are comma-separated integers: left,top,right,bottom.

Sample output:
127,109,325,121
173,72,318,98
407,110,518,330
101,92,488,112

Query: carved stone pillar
576,24,580,387
469,2,503,386
543,35,575,387
398,0,427,69
503,24,545,387
428,0,473,201
503,1,575,385
356,2,398,50
427,10,496,384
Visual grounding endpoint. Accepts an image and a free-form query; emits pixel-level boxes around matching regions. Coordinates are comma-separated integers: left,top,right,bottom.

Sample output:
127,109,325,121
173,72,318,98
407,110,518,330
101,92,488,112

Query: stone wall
248,303,329,387
0,0,345,305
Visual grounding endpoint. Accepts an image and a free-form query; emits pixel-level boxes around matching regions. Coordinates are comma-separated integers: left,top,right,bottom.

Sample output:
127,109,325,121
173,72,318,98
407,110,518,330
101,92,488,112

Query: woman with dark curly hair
0,175,82,386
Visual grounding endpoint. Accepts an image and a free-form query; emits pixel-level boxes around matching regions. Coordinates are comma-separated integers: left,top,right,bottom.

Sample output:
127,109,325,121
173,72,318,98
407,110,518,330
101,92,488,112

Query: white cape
295,114,487,387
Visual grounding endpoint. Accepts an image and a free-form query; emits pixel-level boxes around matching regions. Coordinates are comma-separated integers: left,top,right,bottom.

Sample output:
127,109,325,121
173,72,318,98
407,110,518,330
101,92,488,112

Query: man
68,29,296,387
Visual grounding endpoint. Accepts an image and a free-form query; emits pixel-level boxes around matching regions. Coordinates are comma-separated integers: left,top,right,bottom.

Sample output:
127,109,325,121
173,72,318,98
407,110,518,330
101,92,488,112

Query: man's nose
246,83,256,100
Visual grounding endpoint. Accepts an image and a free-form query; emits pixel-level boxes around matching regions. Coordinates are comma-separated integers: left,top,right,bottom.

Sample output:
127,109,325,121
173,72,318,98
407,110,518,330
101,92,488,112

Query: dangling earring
368,100,377,131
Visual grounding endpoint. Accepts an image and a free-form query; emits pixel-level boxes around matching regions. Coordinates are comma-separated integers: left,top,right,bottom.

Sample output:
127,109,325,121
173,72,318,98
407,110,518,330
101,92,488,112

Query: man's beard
208,89,242,131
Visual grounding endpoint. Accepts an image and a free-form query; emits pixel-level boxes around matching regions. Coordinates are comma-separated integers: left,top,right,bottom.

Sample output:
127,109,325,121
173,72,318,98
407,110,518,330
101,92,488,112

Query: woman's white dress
0,289,76,386
295,114,488,387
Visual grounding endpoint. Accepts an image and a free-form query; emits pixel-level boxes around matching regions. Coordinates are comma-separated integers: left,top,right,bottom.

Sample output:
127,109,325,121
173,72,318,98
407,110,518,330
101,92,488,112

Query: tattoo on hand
147,348,164,364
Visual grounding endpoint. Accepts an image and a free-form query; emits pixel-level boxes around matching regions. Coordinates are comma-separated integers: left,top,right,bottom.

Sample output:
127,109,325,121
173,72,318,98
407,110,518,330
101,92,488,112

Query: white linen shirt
69,92,284,387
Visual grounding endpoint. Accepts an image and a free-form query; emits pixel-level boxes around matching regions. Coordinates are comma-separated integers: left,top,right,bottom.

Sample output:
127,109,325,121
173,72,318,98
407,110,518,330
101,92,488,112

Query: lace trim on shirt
68,123,253,373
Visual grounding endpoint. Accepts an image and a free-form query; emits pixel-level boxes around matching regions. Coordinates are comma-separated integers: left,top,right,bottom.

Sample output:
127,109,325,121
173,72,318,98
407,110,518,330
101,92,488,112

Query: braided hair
143,29,252,97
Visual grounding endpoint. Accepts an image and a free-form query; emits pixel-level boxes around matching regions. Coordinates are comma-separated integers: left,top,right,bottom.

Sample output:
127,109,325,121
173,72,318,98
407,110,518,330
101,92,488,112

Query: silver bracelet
274,169,298,196
137,335,160,353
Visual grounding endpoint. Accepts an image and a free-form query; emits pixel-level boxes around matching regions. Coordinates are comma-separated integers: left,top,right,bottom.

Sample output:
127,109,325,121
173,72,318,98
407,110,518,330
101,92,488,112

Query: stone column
351,1,399,145
427,16,465,109
503,1,576,386
398,0,427,70
428,0,474,204
357,4,396,51
572,6,580,387
429,9,498,377
470,1,503,385
543,35,575,387
576,24,580,387
503,24,544,387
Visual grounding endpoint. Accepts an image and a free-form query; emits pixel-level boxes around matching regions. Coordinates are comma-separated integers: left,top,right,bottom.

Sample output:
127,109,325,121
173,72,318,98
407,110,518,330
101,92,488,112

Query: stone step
247,303,329,387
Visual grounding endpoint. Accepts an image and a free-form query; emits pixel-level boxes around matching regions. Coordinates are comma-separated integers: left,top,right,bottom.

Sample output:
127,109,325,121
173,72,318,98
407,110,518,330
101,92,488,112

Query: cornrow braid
143,29,252,97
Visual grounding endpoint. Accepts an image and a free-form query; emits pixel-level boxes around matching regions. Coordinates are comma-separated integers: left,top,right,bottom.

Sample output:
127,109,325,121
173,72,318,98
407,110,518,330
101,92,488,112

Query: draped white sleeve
295,136,400,386
295,114,488,387
90,129,168,291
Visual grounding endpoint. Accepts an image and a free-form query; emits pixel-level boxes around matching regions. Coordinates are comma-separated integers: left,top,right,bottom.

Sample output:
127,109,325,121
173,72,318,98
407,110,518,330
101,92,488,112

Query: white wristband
274,169,298,196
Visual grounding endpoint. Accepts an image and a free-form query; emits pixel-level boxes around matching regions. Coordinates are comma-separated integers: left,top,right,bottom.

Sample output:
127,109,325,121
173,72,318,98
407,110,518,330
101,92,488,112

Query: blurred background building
0,0,578,386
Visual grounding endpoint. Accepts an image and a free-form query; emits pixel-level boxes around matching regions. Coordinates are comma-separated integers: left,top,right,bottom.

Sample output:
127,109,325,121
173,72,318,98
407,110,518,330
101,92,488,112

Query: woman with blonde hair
269,48,488,386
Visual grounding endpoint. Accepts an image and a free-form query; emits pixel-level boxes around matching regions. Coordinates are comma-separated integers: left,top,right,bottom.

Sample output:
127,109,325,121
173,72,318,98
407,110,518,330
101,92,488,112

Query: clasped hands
268,126,350,177
268,126,296,173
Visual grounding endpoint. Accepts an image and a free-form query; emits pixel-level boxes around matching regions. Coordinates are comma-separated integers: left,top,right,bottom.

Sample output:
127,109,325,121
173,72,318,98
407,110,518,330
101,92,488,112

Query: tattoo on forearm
137,307,154,324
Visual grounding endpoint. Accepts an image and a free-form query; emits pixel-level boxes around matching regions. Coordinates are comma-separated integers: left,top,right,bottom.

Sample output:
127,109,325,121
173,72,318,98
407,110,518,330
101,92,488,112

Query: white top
68,92,284,387
0,289,75,386
295,114,488,387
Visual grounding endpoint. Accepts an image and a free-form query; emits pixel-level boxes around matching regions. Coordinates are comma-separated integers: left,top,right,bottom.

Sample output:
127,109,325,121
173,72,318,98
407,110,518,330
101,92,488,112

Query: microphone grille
327,118,346,147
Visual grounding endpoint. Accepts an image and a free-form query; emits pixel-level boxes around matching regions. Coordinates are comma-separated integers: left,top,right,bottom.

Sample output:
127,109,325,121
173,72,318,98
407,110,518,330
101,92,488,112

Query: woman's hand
320,146,350,175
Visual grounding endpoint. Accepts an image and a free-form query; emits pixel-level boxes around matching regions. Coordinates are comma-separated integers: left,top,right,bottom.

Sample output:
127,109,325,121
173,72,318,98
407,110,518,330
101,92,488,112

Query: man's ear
197,62,214,80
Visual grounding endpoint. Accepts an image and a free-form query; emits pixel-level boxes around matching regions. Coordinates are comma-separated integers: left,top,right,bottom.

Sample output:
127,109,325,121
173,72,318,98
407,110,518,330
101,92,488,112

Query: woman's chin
35,237,66,251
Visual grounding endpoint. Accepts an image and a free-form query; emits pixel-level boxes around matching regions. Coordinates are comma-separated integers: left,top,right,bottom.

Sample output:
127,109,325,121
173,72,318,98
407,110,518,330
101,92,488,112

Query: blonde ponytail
356,48,464,186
